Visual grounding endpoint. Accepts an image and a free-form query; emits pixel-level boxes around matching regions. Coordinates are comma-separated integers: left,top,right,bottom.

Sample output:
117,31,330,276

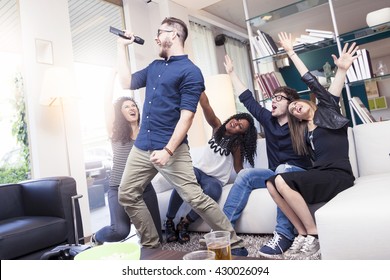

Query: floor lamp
40,67,76,176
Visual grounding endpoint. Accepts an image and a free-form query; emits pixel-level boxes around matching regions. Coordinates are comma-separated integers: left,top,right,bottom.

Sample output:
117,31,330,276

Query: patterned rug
161,232,321,260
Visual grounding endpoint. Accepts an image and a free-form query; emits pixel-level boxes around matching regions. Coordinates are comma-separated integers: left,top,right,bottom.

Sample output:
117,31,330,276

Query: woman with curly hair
91,72,162,245
164,92,257,244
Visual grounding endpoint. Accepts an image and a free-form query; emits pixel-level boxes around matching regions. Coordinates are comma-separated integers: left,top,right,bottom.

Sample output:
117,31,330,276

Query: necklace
208,136,231,156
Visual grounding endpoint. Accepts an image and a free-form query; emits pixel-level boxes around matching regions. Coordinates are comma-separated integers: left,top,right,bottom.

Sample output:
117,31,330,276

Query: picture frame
35,39,53,65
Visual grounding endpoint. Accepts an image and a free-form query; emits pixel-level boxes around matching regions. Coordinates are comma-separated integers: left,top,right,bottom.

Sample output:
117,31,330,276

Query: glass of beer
204,231,232,260
183,250,216,260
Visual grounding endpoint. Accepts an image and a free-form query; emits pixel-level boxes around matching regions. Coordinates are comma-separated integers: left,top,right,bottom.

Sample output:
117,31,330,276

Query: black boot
164,218,178,243
177,217,190,244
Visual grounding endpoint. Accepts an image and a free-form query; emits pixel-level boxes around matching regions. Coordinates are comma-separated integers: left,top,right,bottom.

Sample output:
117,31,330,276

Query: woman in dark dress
266,32,359,259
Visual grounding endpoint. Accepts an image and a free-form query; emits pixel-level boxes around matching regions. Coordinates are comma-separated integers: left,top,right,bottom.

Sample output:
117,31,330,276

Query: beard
158,39,172,59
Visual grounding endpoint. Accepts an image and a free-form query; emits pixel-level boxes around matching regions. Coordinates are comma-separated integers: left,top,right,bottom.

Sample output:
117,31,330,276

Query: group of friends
91,17,357,259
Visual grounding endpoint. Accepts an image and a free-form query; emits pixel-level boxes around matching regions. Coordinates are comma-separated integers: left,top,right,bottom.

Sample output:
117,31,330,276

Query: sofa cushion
0,184,24,220
315,173,390,259
0,216,68,259
152,173,173,194
353,121,390,176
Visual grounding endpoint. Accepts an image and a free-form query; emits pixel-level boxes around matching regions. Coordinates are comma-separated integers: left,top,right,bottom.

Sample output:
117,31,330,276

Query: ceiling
171,0,390,58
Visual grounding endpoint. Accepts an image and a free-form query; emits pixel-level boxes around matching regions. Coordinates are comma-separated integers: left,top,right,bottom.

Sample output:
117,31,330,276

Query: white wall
19,0,91,235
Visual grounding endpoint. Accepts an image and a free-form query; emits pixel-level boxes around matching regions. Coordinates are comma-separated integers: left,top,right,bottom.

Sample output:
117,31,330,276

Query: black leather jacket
302,72,350,129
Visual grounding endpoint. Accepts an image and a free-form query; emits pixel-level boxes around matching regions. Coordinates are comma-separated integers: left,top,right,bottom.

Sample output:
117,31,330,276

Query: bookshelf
243,0,390,126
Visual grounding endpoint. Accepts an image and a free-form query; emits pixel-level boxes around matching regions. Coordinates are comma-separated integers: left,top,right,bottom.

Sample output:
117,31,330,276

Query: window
68,0,126,230
189,21,218,77
0,0,31,183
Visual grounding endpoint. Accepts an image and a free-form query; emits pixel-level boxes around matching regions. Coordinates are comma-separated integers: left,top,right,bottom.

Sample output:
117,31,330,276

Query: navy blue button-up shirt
131,55,205,151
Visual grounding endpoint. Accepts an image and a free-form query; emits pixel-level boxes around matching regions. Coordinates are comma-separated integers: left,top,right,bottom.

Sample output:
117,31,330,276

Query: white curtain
189,21,218,78
224,37,253,114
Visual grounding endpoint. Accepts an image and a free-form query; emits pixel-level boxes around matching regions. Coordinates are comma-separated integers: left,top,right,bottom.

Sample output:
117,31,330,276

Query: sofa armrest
20,176,83,244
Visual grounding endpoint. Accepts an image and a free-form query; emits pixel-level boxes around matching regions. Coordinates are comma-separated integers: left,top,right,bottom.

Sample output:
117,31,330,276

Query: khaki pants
119,143,243,249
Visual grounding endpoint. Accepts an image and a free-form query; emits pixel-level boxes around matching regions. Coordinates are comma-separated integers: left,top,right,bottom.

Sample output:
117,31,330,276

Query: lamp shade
204,74,237,140
40,67,76,106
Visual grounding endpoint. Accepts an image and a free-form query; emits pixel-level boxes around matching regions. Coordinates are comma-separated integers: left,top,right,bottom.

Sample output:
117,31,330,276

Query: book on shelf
255,71,287,101
265,72,279,92
357,49,368,79
305,28,334,35
258,30,279,54
297,34,325,44
346,66,358,82
257,32,274,56
352,50,363,80
271,71,287,87
250,36,266,58
259,73,274,96
350,96,376,123
361,49,373,79
307,31,335,39
255,73,271,100
255,35,271,57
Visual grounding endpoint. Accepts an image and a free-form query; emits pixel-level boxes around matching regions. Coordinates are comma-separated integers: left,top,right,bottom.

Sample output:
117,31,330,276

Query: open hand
332,42,359,71
278,32,294,53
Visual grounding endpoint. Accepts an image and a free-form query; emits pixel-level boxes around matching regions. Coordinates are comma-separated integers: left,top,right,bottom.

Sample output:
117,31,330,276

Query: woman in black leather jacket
265,32,359,259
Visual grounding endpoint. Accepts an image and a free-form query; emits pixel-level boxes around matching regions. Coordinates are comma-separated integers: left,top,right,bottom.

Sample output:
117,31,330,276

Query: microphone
109,26,145,45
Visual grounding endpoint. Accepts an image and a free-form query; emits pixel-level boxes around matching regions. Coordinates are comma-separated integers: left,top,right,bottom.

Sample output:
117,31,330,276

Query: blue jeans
95,183,162,243
166,167,223,222
223,164,305,241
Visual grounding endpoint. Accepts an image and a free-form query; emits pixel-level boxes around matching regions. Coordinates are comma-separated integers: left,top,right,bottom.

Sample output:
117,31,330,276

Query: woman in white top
165,92,258,243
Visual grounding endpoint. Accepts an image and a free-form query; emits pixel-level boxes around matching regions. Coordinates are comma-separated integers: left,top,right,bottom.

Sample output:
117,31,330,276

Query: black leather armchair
0,176,84,259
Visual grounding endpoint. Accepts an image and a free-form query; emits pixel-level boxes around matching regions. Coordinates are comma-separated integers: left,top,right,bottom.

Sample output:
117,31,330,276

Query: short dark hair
273,86,300,103
161,17,188,43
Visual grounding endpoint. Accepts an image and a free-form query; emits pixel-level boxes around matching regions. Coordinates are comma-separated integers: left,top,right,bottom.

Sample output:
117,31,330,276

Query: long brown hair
287,99,317,156
112,97,140,144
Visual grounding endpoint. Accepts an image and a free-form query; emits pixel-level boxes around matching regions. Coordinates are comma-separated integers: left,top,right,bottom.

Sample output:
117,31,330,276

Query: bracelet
288,52,296,57
164,147,173,156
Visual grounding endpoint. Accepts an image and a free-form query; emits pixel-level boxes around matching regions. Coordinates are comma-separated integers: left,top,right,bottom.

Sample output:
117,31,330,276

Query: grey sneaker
299,235,320,259
284,235,306,259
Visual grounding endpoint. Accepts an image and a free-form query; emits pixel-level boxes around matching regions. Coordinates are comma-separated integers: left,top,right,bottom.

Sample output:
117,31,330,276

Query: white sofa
315,121,390,260
153,120,390,259
152,137,277,234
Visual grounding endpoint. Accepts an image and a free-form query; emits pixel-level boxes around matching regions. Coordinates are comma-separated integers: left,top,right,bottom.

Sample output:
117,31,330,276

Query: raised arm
104,70,117,137
328,42,359,97
116,31,137,89
224,55,247,96
278,32,309,76
199,92,222,133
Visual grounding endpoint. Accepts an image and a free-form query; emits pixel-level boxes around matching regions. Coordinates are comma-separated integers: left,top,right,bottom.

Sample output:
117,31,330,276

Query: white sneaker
284,235,306,259
299,235,320,259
